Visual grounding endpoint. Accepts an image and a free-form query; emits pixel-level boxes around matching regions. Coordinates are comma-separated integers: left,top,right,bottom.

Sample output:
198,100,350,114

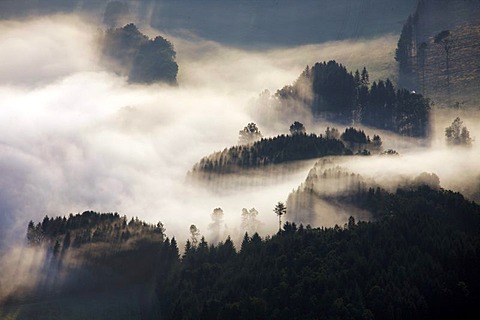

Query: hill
3,185,480,319
396,0,480,107
162,185,480,319
189,125,384,184
2,212,168,309
272,61,431,137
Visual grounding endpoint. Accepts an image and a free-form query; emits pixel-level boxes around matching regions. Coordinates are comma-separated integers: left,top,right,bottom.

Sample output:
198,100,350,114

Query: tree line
21,184,480,319
275,61,431,137
191,123,383,174
156,185,480,319
26,211,166,255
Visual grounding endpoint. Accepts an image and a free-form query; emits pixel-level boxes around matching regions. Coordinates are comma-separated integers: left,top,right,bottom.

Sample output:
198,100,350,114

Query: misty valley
1,1,480,319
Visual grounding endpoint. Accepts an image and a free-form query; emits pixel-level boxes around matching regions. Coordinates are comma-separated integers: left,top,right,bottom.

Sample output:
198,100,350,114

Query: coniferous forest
10,186,480,320
275,61,431,137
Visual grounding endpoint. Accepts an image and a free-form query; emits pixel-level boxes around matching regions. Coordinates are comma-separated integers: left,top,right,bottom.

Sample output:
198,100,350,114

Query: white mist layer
1,13,480,301
0,14,402,249
359,108,480,199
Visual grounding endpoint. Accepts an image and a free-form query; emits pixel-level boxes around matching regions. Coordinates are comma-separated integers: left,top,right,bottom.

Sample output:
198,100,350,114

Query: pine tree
274,202,287,232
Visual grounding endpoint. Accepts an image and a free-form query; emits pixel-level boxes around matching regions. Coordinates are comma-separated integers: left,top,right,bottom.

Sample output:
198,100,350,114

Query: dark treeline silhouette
154,185,480,319
101,23,178,85
276,61,430,137
14,212,169,314
15,186,480,319
27,210,166,254
191,124,383,175
191,133,351,174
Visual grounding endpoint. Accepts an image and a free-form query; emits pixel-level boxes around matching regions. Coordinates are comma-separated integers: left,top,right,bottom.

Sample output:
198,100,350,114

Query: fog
1,10,480,302
0,14,403,250
340,108,480,201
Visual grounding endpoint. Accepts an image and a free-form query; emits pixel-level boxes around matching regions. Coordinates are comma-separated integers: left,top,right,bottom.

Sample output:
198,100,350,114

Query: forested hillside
274,61,431,137
190,125,383,179
7,185,480,319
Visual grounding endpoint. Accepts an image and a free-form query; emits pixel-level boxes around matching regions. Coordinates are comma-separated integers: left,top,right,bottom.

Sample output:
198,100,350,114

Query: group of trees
340,127,382,153
188,206,263,247
191,123,352,174
445,117,473,146
275,61,431,137
21,185,480,319
26,211,166,255
192,123,384,175
101,23,178,84
238,123,263,145
154,185,480,319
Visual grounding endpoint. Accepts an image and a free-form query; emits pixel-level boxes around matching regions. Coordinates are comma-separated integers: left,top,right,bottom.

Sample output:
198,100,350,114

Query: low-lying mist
1,12,479,302
0,14,401,248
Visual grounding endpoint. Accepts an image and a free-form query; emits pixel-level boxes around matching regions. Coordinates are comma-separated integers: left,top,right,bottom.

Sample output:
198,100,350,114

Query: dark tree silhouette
275,61,430,137
325,127,340,140
238,122,263,145
128,36,178,84
274,202,287,232
289,121,306,135
102,23,178,84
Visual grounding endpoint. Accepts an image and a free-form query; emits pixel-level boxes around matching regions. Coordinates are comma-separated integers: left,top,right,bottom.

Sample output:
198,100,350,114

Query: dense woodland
18,185,480,319
191,133,349,174
101,23,178,84
191,125,383,175
157,186,480,320
275,61,431,137
27,211,166,253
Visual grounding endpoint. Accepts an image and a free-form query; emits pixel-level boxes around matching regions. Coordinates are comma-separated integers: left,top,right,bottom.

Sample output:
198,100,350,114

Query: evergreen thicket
191,126,383,175
102,23,178,84
155,186,480,319
27,211,166,253
22,187,480,320
275,61,430,137
191,133,351,174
